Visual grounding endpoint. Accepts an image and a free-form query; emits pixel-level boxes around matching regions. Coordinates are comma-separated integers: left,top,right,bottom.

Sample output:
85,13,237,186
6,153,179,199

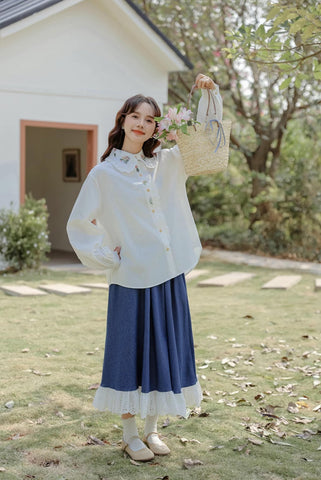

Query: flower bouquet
154,105,198,142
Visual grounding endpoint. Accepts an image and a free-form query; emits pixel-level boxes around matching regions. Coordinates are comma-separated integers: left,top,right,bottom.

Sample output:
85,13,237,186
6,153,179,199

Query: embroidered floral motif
109,149,158,173
149,197,153,205
120,155,130,164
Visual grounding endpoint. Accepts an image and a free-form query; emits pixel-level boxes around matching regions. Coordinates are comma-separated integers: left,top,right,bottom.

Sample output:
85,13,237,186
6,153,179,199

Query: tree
135,0,321,225
226,1,321,86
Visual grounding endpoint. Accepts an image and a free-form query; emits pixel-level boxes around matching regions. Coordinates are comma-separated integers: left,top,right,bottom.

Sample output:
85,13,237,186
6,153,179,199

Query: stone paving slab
198,272,255,287
39,284,91,295
315,278,321,291
185,269,209,281
0,285,47,296
80,283,109,290
262,275,302,290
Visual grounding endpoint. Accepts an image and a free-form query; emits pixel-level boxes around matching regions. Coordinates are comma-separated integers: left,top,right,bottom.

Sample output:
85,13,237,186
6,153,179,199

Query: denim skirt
93,274,202,418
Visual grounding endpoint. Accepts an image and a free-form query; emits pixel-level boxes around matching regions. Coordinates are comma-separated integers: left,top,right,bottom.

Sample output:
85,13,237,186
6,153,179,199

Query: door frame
20,119,98,203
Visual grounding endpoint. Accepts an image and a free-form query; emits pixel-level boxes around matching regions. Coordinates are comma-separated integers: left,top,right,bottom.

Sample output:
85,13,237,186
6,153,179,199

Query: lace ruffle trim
93,381,203,419
107,148,157,173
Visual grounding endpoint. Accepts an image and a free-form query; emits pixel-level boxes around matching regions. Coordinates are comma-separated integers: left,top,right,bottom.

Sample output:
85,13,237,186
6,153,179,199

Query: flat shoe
143,432,171,456
121,439,154,462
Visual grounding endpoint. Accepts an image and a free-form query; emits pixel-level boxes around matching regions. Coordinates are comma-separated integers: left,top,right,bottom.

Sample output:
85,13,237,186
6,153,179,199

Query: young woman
67,73,222,462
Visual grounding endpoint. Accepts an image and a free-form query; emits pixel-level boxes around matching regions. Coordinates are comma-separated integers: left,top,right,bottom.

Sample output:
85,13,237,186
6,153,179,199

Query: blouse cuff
93,245,121,269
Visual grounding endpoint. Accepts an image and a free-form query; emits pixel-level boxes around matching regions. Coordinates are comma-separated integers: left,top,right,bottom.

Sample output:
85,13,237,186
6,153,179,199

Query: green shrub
0,195,50,271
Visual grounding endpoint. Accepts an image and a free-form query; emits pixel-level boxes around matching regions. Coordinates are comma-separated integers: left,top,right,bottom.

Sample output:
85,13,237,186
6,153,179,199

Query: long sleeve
66,172,120,270
196,84,223,123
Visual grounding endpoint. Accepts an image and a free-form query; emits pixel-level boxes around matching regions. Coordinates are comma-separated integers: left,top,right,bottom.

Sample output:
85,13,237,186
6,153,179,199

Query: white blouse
67,85,222,288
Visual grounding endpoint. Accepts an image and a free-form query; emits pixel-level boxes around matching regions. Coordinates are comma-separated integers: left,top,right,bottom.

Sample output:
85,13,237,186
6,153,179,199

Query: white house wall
0,0,172,211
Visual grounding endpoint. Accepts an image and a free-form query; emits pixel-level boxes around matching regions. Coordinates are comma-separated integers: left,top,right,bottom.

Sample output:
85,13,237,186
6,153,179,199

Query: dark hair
101,94,161,161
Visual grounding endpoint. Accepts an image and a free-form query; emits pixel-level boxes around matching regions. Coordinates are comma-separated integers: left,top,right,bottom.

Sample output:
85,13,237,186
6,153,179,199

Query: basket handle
187,85,217,119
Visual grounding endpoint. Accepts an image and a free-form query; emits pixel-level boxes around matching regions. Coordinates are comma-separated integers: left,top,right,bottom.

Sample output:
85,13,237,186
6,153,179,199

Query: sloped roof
0,0,193,69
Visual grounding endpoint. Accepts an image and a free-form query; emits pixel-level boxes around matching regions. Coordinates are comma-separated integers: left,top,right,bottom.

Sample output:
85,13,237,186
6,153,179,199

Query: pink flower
158,117,171,133
166,107,178,121
167,130,178,141
180,107,192,121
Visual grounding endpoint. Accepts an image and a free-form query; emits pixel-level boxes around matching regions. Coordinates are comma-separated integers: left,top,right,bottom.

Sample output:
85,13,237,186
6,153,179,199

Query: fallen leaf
291,417,315,424
255,394,265,402
203,390,211,397
88,383,100,390
297,401,309,409
162,417,170,428
302,457,314,462
287,402,299,414
0,467,6,472
183,458,204,469
248,437,263,446
30,370,51,376
243,314,254,319
209,445,224,450
268,439,293,447
21,348,30,353
86,435,105,446
313,404,321,412
129,459,141,466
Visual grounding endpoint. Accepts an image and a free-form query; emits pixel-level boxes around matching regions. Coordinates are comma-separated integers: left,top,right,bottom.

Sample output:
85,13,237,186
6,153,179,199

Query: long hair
101,94,161,161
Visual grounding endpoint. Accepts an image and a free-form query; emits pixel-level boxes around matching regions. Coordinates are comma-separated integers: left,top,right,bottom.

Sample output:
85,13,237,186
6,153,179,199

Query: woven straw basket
177,119,232,176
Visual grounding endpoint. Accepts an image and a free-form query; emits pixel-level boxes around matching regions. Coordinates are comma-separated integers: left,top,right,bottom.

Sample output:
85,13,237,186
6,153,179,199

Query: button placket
135,160,172,252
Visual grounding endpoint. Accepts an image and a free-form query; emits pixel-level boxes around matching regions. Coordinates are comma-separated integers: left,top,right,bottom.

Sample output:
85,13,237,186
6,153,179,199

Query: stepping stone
80,283,109,290
185,269,209,281
39,283,91,295
262,275,301,290
198,272,255,287
315,278,321,291
0,285,47,296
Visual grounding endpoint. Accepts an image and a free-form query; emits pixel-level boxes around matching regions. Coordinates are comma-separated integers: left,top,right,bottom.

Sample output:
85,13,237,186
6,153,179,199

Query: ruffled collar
107,148,157,173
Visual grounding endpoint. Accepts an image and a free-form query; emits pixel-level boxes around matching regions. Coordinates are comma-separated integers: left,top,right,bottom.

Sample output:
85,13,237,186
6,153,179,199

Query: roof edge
123,0,193,70
0,0,65,29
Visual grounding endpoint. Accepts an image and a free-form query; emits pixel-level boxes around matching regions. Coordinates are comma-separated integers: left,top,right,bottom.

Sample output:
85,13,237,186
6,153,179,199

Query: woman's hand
195,73,215,90
114,246,121,260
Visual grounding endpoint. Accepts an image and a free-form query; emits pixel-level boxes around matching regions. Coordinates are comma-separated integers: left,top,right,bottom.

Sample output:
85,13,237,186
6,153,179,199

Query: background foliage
0,195,50,271
136,0,321,260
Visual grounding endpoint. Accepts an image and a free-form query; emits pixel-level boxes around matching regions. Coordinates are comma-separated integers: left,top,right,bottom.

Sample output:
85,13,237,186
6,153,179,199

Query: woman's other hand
114,246,121,260
195,73,215,90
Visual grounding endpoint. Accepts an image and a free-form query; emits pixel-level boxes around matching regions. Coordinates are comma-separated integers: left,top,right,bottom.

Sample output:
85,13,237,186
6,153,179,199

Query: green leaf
313,71,321,80
280,77,292,89
266,5,282,21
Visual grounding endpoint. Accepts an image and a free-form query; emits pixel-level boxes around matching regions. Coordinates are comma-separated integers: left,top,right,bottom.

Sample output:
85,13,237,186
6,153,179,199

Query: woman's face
122,102,156,153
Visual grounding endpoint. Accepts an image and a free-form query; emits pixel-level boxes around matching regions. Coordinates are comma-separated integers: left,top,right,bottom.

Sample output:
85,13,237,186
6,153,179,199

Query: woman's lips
132,130,145,135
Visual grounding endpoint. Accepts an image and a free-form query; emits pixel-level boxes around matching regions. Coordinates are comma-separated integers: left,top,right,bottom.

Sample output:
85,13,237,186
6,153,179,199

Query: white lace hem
92,381,203,419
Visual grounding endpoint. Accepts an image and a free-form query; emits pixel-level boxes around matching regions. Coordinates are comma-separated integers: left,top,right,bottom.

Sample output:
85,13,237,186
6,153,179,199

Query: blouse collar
108,148,157,173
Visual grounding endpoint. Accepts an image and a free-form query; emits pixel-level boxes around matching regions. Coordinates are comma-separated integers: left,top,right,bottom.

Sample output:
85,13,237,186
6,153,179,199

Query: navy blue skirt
93,274,202,418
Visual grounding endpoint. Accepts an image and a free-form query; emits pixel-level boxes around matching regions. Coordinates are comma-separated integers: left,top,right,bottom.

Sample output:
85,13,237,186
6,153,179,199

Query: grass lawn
0,259,321,480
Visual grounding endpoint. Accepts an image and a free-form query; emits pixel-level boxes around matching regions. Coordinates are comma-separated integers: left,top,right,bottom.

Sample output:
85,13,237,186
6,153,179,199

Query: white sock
144,415,164,446
122,416,145,452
